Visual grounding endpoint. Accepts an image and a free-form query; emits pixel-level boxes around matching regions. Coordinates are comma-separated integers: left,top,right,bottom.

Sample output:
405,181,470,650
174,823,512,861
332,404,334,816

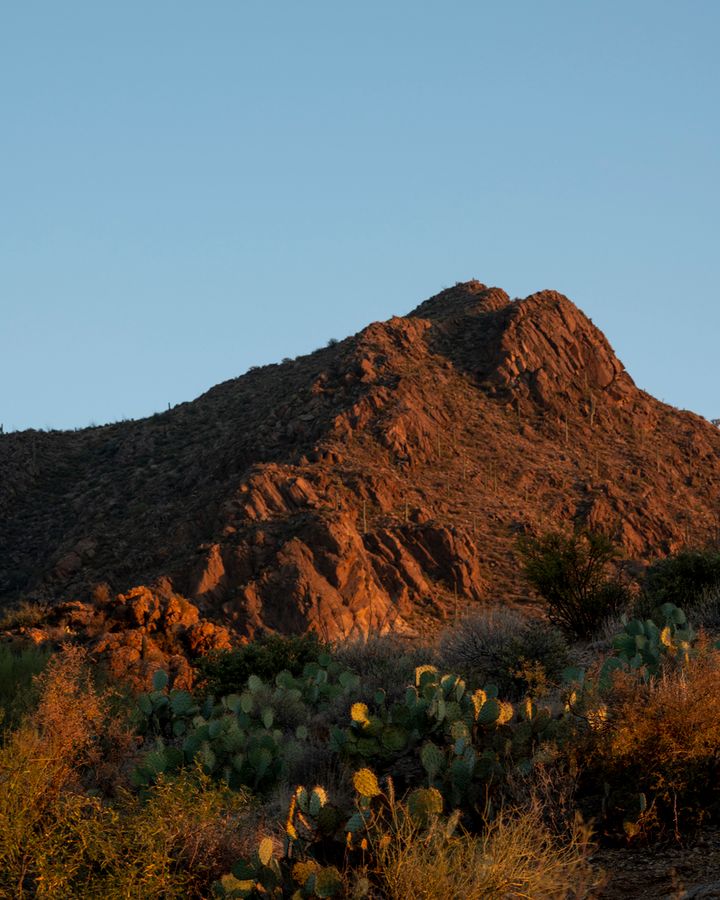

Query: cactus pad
315,866,343,897
407,787,443,824
292,860,319,886
351,702,370,726
353,768,381,798
309,786,328,815
477,697,501,725
420,742,445,779
415,664,438,687
258,836,274,866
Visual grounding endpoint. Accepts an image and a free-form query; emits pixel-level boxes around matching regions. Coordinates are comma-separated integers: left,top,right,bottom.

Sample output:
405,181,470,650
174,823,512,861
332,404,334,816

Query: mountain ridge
2,280,719,682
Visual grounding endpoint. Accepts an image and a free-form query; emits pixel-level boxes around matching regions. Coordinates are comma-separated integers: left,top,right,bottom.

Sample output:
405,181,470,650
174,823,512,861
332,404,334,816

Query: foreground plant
0,648,253,898
574,638,720,842
217,766,599,899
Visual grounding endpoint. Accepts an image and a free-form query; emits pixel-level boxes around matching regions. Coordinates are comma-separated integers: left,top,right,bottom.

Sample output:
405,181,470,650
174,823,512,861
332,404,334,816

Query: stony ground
594,831,720,898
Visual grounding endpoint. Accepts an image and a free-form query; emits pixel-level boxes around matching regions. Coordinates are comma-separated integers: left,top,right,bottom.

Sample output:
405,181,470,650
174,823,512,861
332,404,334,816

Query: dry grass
373,800,600,899
0,600,49,631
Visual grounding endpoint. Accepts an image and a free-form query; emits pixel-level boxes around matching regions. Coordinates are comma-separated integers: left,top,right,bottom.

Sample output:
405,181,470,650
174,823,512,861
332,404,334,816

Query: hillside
2,281,720,663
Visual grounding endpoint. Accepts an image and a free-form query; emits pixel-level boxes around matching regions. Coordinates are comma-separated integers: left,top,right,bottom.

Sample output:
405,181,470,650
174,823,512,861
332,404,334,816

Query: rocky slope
2,281,720,665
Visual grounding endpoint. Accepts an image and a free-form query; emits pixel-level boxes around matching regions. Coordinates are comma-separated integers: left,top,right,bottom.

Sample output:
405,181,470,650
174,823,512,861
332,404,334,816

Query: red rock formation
2,280,720,653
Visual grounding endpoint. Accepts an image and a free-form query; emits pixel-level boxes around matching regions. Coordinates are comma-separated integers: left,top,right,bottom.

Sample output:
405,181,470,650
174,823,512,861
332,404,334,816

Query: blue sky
2,1,718,431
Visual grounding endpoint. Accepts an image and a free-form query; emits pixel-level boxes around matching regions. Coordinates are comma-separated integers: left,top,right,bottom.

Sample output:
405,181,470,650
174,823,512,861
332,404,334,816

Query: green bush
0,644,51,730
196,632,326,697
518,530,629,639
644,549,720,612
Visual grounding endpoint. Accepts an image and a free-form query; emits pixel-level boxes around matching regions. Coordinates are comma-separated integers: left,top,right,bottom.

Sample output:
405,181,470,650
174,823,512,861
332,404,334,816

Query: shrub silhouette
439,607,569,698
518,529,628,639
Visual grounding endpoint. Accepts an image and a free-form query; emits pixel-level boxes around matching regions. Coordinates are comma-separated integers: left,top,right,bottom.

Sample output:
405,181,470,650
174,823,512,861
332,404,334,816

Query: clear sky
2,1,718,431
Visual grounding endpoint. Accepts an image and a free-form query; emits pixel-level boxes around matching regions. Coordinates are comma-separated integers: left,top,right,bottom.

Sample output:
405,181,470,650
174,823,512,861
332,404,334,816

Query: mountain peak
409,280,510,320
492,289,634,405
3,279,720,684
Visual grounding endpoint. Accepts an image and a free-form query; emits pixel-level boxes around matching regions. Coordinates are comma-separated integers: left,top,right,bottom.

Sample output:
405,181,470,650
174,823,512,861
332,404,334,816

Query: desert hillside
2,281,719,646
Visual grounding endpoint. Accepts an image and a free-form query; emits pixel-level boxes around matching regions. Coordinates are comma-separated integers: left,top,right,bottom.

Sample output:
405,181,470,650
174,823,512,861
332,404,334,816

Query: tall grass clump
372,799,597,899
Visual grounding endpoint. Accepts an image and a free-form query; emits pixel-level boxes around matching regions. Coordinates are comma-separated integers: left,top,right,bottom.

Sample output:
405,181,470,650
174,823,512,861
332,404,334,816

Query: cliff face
3,281,720,649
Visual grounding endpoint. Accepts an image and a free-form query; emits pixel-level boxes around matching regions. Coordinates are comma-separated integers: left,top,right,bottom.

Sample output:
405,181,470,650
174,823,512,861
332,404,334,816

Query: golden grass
373,800,599,900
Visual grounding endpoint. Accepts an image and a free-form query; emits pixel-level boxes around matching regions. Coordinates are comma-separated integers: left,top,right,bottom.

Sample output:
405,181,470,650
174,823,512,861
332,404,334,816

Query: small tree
517,529,628,639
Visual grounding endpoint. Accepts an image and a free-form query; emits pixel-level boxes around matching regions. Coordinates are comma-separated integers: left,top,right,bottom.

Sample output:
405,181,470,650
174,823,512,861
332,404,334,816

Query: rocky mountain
2,281,720,671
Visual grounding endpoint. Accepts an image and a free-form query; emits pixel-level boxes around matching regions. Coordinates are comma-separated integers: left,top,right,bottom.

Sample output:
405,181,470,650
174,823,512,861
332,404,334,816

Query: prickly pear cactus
353,768,382,798
606,603,697,679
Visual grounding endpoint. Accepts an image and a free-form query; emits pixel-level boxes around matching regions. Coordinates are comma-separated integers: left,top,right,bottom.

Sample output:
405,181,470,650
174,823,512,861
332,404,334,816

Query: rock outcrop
2,280,720,661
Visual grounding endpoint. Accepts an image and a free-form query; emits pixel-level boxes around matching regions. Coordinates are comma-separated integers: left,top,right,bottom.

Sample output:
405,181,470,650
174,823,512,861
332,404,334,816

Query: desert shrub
0,643,51,730
575,640,720,842
0,644,251,898
196,632,326,696
332,633,434,705
644,548,720,614
115,770,252,895
0,599,48,630
518,530,630,639
0,647,114,890
687,584,720,634
512,622,571,696
439,607,524,677
439,607,569,698
2,768,252,899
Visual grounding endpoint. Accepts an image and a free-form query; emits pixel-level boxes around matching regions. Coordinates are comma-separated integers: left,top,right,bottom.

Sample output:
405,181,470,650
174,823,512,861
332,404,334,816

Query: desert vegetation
2,537,720,898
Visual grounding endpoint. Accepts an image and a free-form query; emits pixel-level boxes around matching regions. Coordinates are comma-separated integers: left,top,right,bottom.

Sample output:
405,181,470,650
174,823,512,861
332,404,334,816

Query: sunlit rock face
2,280,720,649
